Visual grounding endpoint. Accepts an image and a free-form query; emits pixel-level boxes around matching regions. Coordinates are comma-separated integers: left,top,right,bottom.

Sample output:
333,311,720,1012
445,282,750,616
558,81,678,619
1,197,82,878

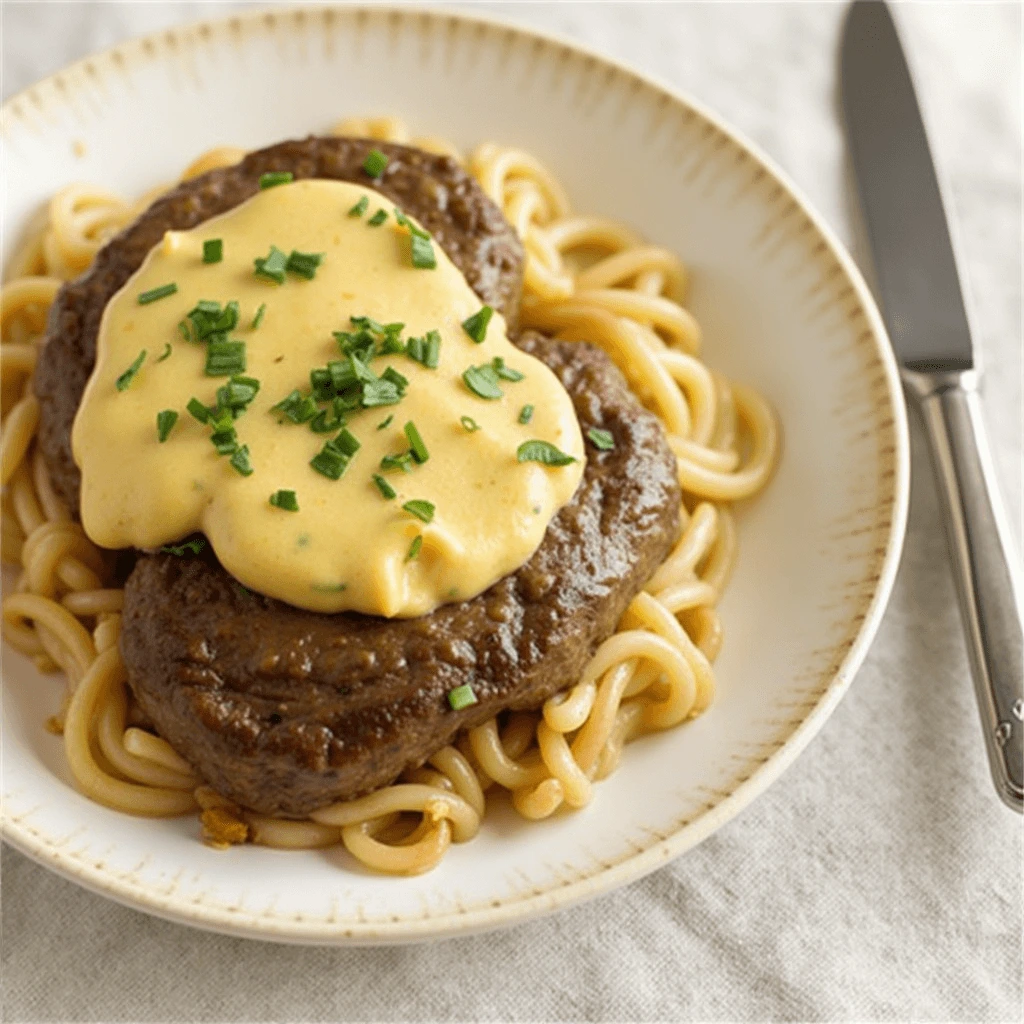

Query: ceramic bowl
1,4,909,943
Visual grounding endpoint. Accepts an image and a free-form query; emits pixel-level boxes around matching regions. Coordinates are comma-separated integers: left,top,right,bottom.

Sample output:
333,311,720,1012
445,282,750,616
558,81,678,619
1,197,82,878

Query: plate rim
0,1,911,945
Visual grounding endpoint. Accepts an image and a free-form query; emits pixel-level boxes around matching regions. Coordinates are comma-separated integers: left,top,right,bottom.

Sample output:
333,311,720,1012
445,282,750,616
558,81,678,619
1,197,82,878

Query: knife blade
841,0,1023,811
840,0,971,372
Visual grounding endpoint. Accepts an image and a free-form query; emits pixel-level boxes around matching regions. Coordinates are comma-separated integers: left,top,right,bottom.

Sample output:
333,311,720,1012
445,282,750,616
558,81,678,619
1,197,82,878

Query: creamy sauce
72,179,584,615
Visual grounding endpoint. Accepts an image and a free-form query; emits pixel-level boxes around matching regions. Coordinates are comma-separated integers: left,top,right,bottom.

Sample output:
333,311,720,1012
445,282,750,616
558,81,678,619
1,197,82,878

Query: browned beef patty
35,136,524,512
122,335,680,815
34,137,681,816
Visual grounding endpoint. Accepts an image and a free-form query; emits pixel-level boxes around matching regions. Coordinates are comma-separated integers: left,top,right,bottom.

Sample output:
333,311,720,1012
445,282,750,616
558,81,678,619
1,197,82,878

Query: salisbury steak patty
121,335,681,816
35,136,524,512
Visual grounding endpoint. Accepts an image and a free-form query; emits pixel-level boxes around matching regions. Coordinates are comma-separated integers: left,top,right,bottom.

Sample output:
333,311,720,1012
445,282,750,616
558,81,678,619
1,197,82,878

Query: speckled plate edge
0,4,910,944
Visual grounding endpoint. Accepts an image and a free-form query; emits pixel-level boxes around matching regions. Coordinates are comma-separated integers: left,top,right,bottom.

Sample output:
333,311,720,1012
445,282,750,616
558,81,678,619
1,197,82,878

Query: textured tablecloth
1,3,1020,1022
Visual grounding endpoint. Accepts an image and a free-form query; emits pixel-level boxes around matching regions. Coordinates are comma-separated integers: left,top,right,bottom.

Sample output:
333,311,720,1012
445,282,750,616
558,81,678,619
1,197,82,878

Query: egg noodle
0,117,778,875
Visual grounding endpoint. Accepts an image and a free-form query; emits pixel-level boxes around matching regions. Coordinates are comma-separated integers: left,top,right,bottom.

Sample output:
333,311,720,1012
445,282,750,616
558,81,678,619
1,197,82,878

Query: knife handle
904,368,1023,811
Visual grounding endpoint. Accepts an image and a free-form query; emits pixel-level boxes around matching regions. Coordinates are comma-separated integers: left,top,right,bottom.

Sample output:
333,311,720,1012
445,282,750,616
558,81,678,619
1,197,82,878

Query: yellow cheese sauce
72,179,585,615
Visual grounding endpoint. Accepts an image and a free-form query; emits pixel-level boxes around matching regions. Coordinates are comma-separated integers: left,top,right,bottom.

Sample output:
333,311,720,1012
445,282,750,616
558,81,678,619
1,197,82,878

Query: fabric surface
1,3,1021,1022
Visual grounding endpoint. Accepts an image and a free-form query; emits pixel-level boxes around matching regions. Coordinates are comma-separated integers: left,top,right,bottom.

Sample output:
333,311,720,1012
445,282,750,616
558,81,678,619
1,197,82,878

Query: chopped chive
491,357,525,382
312,581,347,593
410,234,436,270
115,349,147,391
156,409,178,442
251,303,267,329
177,320,191,341
259,171,293,189
447,684,477,711
348,195,369,217
186,299,238,341
587,428,615,451
215,374,261,414
462,363,503,400
285,249,325,280
377,414,394,430
269,489,299,512
161,537,206,557
402,499,435,524
404,421,429,464
156,343,173,363
460,416,481,432
137,283,177,305
380,451,413,473
461,306,493,344
360,378,403,407
382,366,409,393
187,397,211,423
333,428,361,457
254,245,289,284
202,239,223,264
362,148,388,178
519,404,534,425
367,208,388,226
310,432,357,480
229,444,254,476
406,535,423,562
205,340,246,376
424,330,441,369
270,389,316,424
517,440,578,467
373,474,397,500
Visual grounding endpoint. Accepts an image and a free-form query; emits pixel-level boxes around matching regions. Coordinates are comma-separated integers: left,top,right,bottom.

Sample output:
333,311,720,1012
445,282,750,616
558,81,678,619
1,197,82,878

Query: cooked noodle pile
0,117,778,875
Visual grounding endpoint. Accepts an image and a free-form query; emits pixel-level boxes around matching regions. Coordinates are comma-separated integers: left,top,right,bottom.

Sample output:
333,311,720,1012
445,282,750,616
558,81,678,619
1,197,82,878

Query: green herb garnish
460,416,481,432
367,208,388,227
362,149,388,177
519,405,534,425
491,357,525,382
410,234,436,270
271,389,317,424
447,684,478,711
156,409,178,442
461,306,493,344
310,430,359,480
254,245,289,284
285,249,325,280
216,375,261,414
156,343,173,363
229,444,254,476
381,451,413,473
348,195,369,217
259,171,293,189
373,474,397,500
187,397,211,423
377,414,394,430
202,239,223,264
205,340,246,376
587,428,615,451
269,489,299,512
406,535,423,562
137,283,177,305
251,303,267,329
462,363,503,400
402,499,435,524
115,349,147,391
161,537,206,557
517,440,578,467
404,421,429,464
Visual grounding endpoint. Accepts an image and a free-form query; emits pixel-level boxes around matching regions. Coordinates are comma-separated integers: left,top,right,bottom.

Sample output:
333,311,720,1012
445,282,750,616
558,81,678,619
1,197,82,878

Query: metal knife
841,0,1023,811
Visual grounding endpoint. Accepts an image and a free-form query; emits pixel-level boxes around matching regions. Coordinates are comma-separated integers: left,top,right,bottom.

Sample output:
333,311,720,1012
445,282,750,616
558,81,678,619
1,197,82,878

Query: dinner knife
841,0,1023,811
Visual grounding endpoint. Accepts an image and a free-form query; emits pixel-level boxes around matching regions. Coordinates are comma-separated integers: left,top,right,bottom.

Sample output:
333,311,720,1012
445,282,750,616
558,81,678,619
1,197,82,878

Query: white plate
1,5,909,944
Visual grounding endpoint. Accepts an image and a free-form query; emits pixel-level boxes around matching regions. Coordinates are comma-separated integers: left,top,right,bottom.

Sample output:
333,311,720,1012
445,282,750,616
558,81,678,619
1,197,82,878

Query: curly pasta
0,117,778,875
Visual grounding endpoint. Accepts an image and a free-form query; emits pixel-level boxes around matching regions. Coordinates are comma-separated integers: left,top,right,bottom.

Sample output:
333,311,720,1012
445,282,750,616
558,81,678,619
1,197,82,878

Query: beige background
2,2,1021,1021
